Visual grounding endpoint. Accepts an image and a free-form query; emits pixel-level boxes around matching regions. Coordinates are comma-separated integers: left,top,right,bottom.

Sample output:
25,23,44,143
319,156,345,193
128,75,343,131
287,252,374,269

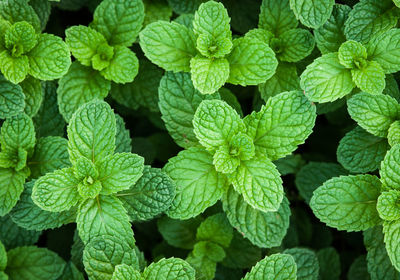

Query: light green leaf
10,180,75,231
222,186,290,248
377,190,400,221
388,121,400,147
4,21,37,54
196,34,232,58
0,51,29,84
315,4,351,54
117,166,176,222
232,157,283,212
139,21,196,72
76,195,134,245
193,99,243,151
1,113,35,153
91,0,144,46
347,92,400,137
383,220,400,272
187,241,223,279
193,1,231,40
243,253,297,280
351,60,385,94
258,0,298,36
142,258,195,280
284,248,319,280
100,46,138,84
28,33,71,80
300,53,354,103
380,144,400,190
338,40,367,69
366,28,400,74
97,153,144,195
190,56,229,94
0,0,41,32
5,246,65,280
310,174,382,231
57,62,111,122
213,144,240,174
32,167,80,212
111,264,140,280
226,37,277,86
0,75,24,119
0,215,40,250
158,71,220,149
337,126,389,173
20,76,42,117
67,100,115,166
245,90,316,160
164,147,228,219
196,213,233,247
279,29,315,62
83,235,138,280
290,0,334,28
317,247,341,280
344,0,398,44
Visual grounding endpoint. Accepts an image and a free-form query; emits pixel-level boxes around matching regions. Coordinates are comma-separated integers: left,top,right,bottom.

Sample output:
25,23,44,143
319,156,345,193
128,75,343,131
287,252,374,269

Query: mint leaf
338,40,367,69
0,75,24,119
245,90,316,160
383,220,400,272
100,46,138,84
222,186,290,248
243,253,297,280
5,21,37,54
351,60,385,94
117,166,175,222
388,121,400,147
139,21,197,72
1,113,35,153
226,37,277,86
284,248,319,280
0,215,40,250
310,174,382,231
91,0,144,46
0,51,29,84
5,246,65,280
67,100,116,166
317,247,341,280
347,92,400,137
0,0,41,32
300,53,354,103
279,29,315,62
111,264,140,280
0,241,6,272
380,144,400,190
158,216,202,249
196,213,233,247
259,0,298,36
20,76,42,117
377,190,400,221
142,258,195,280
164,147,228,219
190,56,229,94
290,0,334,28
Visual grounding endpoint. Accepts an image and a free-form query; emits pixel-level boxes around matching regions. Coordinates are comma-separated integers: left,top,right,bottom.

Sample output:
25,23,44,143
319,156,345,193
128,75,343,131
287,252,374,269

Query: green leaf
279,29,315,62
344,0,398,44
213,144,240,174
97,153,144,195
222,186,290,248
258,0,298,36
351,60,385,94
115,114,132,153
111,264,140,280
143,0,173,27
29,136,70,179
273,154,305,176
190,56,229,94
139,21,196,72
383,220,400,272
83,235,138,280
290,0,334,28
142,258,195,280
28,33,71,80
164,147,228,219
0,215,40,250
10,180,75,231
0,50,29,84
317,247,341,280
158,72,221,149
232,157,283,212
338,40,367,69
4,21,37,54
91,0,144,46
245,90,316,160
226,37,277,86
58,261,85,280
158,216,202,249
0,0,41,32
380,144,400,190
310,174,382,231
20,76,43,117
32,167,80,212
315,4,351,54
377,190,400,221
29,0,51,31
284,248,319,280
67,100,116,166
243,253,297,280
258,62,300,101
167,0,204,14
347,92,400,137
193,1,231,41
76,195,134,245
0,241,6,271
0,75,24,119
100,46,138,84
1,113,35,154
57,62,111,122
0,168,27,216
295,162,347,203
337,126,389,173
117,166,176,222
347,255,370,280
388,121,400,147
193,100,243,151
196,33,232,58
5,246,65,280
196,213,233,247
300,53,354,103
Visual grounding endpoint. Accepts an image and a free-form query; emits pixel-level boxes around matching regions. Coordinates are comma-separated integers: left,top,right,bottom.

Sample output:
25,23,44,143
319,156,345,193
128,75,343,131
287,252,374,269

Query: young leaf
258,0,298,36
380,144,400,190
142,258,195,280
243,253,297,280
310,174,382,231
290,0,334,28
338,40,367,69
377,190,400,221
351,60,385,94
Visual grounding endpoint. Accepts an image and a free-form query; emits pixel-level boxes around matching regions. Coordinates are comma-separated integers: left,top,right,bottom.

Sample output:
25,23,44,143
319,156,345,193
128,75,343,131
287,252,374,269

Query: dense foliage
0,0,400,279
